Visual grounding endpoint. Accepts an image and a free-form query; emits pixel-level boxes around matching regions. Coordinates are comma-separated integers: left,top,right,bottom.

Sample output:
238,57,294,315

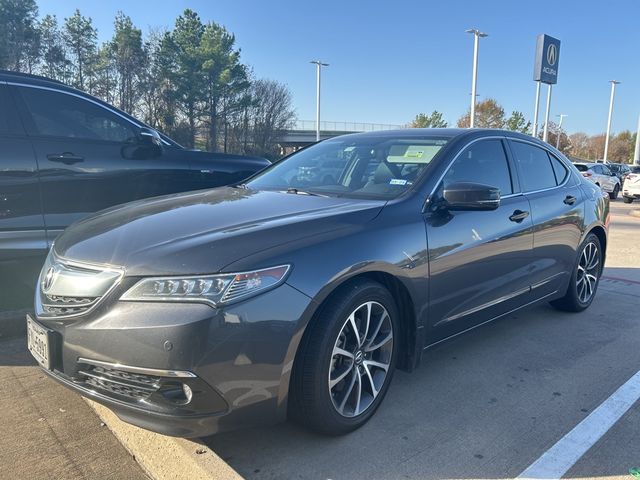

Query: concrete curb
85,399,242,480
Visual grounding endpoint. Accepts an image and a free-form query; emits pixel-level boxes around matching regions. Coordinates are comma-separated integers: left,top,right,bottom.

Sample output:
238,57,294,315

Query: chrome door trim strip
425,290,558,351
441,285,531,323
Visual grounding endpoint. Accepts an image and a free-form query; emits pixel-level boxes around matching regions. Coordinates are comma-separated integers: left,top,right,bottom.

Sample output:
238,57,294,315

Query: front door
10,84,196,240
426,138,534,341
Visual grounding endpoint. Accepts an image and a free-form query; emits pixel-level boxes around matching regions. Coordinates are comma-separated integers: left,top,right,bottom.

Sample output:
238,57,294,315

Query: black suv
0,71,270,312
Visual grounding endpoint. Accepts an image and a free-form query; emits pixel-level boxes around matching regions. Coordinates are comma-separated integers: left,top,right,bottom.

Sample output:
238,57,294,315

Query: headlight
120,265,291,307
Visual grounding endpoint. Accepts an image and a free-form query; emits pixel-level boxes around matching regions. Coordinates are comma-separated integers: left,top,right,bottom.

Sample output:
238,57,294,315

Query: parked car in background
607,163,631,186
622,165,640,203
27,129,609,437
573,162,620,199
0,70,270,311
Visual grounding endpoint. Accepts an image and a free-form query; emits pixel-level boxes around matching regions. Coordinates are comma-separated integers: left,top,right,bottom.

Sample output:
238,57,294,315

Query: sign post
532,34,561,142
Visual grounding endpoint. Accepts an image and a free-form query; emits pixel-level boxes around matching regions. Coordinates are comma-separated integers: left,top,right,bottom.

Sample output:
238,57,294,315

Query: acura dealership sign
533,34,561,84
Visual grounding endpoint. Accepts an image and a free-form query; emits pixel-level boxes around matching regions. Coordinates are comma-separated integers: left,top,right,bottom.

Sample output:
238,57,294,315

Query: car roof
333,128,552,145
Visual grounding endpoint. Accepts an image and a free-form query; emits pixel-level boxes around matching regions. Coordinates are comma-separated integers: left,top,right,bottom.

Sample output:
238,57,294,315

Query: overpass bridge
279,120,405,148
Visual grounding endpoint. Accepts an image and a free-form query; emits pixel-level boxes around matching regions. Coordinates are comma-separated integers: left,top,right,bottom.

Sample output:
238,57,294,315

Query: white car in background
622,165,640,203
573,162,621,199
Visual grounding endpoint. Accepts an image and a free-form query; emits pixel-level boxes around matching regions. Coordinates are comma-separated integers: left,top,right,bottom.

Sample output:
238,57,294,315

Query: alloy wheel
576,241,599,303
328,301,394,418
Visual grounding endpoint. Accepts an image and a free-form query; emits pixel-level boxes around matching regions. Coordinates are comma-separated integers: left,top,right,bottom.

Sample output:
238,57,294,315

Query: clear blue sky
38,0,640,135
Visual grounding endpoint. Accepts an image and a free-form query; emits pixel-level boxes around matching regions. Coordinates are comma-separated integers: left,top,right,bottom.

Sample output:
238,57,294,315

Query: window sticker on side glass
387,144,442,163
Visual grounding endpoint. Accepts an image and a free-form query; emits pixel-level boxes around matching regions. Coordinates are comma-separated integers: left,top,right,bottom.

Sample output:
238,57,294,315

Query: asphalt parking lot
205,200,640,479
1,200,638,480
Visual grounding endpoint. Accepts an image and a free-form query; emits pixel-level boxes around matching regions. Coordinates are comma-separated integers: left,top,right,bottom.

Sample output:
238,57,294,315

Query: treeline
0,0,296,159
409,98,637,163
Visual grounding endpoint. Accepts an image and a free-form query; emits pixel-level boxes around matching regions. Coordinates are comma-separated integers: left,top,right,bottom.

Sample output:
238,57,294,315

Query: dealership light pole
556,114,567,149
310,60,329,142
542,84,553,142
603,80,620,163
466,28,487,128
634,114,640,165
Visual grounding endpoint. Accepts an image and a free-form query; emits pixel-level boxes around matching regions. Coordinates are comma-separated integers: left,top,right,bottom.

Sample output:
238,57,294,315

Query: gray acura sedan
27,129,609,437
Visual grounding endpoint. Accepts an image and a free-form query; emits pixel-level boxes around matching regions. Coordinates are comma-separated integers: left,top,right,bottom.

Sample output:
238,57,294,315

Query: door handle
46,152,84,165
509,209,530,223
563,195,577,205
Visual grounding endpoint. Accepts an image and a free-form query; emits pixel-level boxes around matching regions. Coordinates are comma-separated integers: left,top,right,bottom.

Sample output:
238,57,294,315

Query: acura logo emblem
547,44,557,66
42,266,55,292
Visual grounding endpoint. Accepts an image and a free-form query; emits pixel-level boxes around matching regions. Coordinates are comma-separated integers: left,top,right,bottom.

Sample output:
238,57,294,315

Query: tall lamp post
556,114,567,149
465,28,488,128
603,80,620,162
310,60,329,142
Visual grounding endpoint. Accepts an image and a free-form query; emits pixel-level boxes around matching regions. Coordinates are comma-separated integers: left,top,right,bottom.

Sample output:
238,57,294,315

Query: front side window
601,165,613,176
18,86,136,142
247,136,450,200
442,139,513,195
511,141,557,192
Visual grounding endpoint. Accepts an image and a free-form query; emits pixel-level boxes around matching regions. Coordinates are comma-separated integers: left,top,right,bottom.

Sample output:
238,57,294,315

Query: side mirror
121,127,163,159
442,182,501,211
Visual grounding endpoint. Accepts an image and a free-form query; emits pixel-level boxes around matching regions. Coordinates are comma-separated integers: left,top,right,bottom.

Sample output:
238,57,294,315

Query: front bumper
32,283,313,437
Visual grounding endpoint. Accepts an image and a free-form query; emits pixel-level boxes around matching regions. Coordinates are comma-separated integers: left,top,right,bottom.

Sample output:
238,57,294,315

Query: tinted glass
0,86,23,135
247,136,450,200
574,164,588,172
631,166,640,174
550,154,569,184
18,86,136,142
443,139,513,195
511,141,557,192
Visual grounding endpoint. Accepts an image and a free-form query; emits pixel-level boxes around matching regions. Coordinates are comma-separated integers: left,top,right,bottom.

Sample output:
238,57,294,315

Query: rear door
0,84,46,310
508,140,584,298
426,138,534,341
11,84,197,239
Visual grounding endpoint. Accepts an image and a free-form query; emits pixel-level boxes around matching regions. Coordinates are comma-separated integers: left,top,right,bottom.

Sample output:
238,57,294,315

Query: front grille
36,251,123,319
42,295,98,316
77,364,161,401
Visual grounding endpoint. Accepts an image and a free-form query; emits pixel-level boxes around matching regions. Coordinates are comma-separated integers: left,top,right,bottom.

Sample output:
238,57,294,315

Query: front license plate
26,315,51,370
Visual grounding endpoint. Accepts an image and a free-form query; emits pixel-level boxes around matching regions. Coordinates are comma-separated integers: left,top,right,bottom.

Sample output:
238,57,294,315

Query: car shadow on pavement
205,282,640,480
0,336,36,367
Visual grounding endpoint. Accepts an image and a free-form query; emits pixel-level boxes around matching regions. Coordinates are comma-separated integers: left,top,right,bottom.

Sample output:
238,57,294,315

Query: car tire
289,279,399,435
550,233,602,312
623,196,634,204
609,185,619,200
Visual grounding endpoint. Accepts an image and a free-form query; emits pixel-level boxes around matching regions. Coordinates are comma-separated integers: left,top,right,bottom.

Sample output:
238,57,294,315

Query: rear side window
0,86,24,135
574,164,588,172
443,139,513,195
549,154,569,184
17,86,136,142
511,141,557,192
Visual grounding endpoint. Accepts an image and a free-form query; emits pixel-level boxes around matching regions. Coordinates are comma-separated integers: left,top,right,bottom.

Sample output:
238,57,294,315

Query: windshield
630,166,640,174
246,136,449,199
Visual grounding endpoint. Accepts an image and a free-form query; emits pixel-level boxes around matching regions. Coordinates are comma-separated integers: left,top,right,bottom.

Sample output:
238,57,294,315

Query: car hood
53,187,385,276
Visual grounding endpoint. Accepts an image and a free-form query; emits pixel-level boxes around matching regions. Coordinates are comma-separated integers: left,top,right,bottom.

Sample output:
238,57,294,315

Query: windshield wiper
285,187,328,197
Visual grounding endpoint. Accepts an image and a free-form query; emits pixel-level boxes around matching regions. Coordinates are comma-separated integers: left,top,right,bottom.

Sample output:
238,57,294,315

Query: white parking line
518,370,640,479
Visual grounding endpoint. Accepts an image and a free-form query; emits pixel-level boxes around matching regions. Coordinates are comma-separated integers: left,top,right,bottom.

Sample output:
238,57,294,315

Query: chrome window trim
36,250,125,321
77,357,197,379
6,81,171,146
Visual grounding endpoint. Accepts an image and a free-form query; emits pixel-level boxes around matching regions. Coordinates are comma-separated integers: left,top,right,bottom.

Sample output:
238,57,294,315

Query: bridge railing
294,120,405,132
